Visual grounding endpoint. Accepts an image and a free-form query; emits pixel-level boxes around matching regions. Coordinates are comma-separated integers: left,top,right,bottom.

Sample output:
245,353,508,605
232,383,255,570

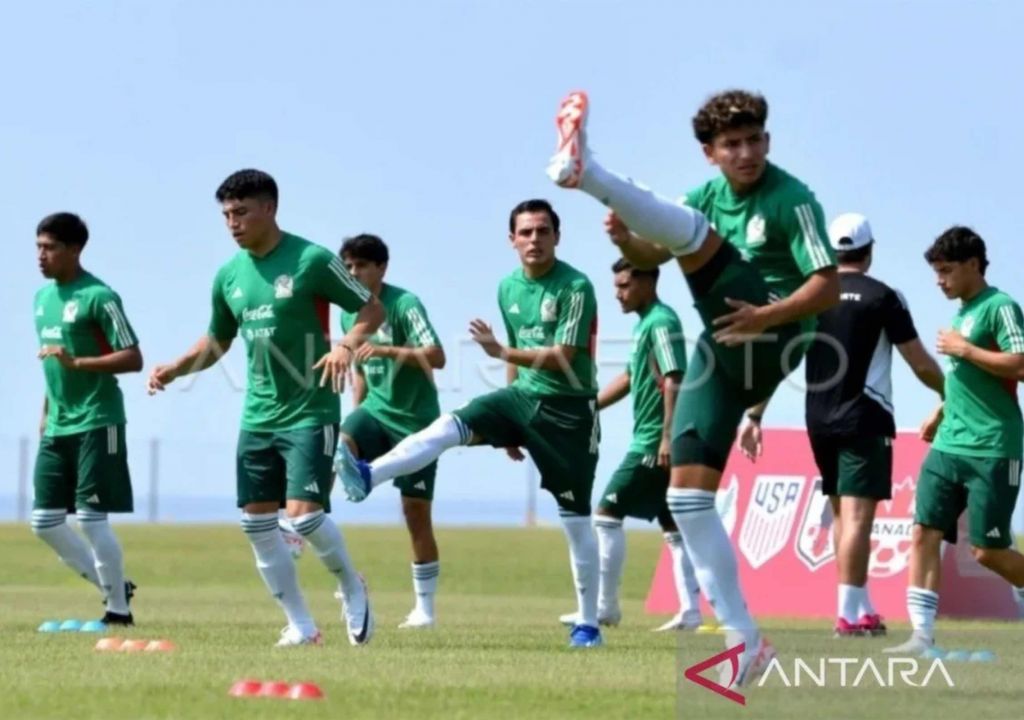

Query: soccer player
548,90,838,680
740,213,944,637
338,234,446,629
337,199,605,648
559,258,702,632
886,227,1024,654
32,212,142,626
147,169,384,646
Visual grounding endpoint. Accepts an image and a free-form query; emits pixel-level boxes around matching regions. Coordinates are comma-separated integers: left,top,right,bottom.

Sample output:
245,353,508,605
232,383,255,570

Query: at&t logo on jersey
794,477,835,571
739,475,805,569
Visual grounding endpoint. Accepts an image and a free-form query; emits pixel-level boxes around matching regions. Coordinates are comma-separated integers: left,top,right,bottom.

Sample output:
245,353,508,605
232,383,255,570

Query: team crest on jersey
540,296,557,322
959,315,975,338
274,274,294,299
746,214,767,247
62,300,79,323
794,477,835,571
739,475,805,569
375,323,393,345
717,475,740,537
867,474,916,578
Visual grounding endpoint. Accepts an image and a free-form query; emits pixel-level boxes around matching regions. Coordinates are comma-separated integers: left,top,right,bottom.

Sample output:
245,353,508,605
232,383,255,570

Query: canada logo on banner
645,428,1020,620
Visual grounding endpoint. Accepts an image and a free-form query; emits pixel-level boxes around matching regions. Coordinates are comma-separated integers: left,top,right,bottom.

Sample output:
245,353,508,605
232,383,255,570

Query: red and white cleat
858,613,887,637
547,91,590,188
735,634,777,688
833,617,865,638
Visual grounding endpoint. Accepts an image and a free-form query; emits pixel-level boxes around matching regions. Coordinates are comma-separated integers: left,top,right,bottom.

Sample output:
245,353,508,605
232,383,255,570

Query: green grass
0,524,1020,719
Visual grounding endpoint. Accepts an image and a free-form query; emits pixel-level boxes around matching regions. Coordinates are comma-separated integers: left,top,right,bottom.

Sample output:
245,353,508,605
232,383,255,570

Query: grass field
1,524,1021,720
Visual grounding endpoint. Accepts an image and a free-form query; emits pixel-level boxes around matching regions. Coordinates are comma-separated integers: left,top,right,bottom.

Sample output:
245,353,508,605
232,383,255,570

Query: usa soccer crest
739,475,805,569
794,477,835,571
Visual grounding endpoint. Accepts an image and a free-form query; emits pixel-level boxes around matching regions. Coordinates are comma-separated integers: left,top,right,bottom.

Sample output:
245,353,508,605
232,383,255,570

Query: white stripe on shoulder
795,204,830,269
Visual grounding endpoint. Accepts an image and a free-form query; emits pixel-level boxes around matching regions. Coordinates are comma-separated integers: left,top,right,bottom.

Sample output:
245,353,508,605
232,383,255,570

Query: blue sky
3,1,1024,523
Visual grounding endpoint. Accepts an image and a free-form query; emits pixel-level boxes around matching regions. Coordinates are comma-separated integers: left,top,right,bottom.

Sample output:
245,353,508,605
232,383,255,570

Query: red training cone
228,680,262,698
258,682,291,698
288,683,324,700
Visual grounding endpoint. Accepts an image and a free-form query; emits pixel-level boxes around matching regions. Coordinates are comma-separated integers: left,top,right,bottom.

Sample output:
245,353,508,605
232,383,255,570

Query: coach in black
741,213,944,637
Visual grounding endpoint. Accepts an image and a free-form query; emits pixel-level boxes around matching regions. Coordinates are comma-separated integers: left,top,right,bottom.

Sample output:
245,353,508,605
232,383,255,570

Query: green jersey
934,286,1024,459
685,162,836,330
208,232,370,432
34,272,139,436
341,283,441,436
499,260,597,397
628,300,687,453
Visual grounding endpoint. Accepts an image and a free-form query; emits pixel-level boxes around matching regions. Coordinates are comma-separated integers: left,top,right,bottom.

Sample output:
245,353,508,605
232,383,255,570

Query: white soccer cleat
335,575,374,646
274,625,323,647
546,91,590,188
731,633,777,688
653,611,703,632
398,608,436,629
558,608,621,627
883,630,934,656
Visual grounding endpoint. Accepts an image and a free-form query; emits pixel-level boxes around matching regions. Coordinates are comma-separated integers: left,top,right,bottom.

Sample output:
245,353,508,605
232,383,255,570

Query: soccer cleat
734,634,777,688
275,626,323,647
398,609,435,629
568,624,603,648
833,617,865,638
100,611,134,627
558,609,620,628
653,611,703,632
334,443,373,502
547,91,590,188
335,574,374,646
883,630,934,656
858,613,887,637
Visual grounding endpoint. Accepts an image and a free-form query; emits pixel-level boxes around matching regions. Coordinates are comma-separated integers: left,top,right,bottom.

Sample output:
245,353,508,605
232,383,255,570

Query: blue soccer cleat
334,443,372,502
569,624,603,648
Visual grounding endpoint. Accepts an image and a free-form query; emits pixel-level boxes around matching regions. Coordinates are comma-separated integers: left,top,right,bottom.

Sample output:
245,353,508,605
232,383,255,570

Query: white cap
828,213,874,251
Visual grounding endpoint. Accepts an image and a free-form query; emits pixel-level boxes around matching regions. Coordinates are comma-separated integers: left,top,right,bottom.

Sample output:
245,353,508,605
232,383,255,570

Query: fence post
148,438,159,523
17,436,29,522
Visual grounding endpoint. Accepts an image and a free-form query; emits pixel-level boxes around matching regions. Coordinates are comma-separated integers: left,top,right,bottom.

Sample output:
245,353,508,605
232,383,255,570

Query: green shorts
340,407,437,501
33,425,133,513
453,386,599,515
915,448,1021,549
236,424,338,511
672,258,804,470
810,434,893,500
597,451,673,525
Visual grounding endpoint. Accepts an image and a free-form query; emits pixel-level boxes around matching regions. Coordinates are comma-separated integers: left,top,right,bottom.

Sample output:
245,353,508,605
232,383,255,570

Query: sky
2,0,1024,524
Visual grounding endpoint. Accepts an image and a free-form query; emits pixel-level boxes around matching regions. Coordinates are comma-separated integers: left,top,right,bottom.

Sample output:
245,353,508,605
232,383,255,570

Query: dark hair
692,90,769,144
508,199,560,234
215,169,278,204
924,226,988,275
37,212,89,248
611,257,659,280
340,234,389,265
836,245,872,265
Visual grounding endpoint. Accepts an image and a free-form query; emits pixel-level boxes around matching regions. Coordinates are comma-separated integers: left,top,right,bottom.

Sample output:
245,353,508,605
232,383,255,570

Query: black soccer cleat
101,611,134,626
125,580,137,606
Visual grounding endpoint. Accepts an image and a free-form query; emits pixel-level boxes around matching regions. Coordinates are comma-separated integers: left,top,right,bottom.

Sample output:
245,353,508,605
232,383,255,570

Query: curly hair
692,90,769,144
924,226,989,275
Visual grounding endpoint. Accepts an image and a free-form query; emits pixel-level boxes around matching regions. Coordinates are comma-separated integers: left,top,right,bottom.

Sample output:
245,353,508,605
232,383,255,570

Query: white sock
31,509,102,590
579,158,709,256
838,583,863,623
77,510,128,614
593,516,625,616
369,415,469,487
291,511,361,600
560,514,599,628
665,531,701,617
412,561,440,618
858,586,877,617
906,586,938,641
667,488,757,640
241,512,316,635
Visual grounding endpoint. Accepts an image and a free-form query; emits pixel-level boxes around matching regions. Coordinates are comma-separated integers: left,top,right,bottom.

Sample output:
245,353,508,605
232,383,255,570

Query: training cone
229,680,262,698
79,620,107,633
695,622,723,635
922,647,946,660
119,639,148,652
257,682,291,698
144,639,175,652
969,650,996,662
287,683,324,700
59,619,83,632
95,637,124,651
944,650,971,662
38,621,61,633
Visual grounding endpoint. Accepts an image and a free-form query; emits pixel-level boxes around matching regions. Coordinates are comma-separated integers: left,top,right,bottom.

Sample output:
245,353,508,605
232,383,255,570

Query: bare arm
352,368,367,406
37,345,143,374
148,335,233,394
959,345,1024,381
598,372,631,410
375,345,446,370
506,360,518,386
338,296,385,353
757,268,840,328
896,338,945,396
660,371,682,446
40,396,48,436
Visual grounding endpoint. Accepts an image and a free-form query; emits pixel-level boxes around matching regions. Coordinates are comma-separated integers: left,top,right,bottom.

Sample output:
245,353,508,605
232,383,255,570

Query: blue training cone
38,621,61,633
79,620,107,633
922,646,946,660
944,650,971,662
969,650,996,662
58,619,83,632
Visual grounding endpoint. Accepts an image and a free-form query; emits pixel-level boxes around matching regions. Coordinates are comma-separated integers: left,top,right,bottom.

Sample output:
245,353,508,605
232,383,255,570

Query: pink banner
645,429,1018,620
